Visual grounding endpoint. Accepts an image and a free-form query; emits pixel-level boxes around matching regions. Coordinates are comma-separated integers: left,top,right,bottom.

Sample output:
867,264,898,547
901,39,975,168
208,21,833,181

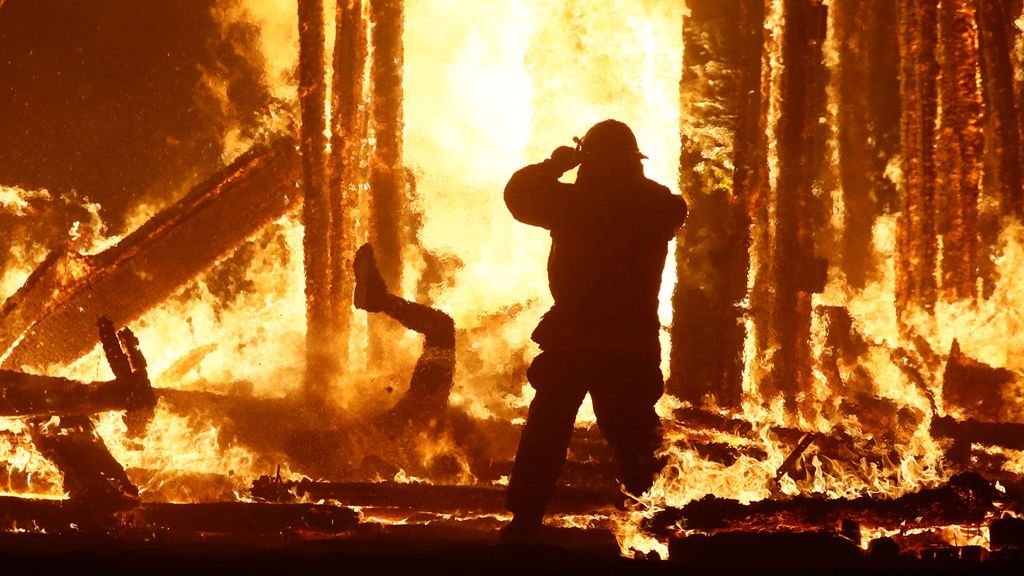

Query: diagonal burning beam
0,138,301,371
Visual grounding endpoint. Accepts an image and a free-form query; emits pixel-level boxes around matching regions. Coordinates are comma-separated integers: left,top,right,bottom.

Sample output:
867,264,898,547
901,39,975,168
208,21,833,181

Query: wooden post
936,0,984,302
765,0,827,412
834,0,901,288
329,0,369,365
977,0,1023,219
298,0,334,401
368,0,404,290
896,0,940,314
669,0,764,409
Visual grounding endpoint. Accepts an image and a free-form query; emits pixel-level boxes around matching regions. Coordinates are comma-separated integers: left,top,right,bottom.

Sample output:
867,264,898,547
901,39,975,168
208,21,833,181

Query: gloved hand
548,145,581,173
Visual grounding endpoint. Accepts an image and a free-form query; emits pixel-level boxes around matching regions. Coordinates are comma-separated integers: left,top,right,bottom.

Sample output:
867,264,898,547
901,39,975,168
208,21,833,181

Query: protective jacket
504,159,687,353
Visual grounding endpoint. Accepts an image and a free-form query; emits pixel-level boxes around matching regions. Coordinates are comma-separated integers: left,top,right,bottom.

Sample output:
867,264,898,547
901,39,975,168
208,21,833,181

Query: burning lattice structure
1,0,1024,568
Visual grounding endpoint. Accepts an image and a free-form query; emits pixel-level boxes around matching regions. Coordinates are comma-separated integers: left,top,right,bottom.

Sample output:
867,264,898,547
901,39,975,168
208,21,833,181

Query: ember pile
1,0,1024,570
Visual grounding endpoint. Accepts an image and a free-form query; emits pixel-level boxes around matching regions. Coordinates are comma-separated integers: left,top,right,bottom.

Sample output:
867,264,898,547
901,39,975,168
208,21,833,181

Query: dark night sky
0,0,275,231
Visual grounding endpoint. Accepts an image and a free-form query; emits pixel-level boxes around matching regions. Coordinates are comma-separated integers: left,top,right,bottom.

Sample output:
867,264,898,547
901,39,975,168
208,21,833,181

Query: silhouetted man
502,120,687,539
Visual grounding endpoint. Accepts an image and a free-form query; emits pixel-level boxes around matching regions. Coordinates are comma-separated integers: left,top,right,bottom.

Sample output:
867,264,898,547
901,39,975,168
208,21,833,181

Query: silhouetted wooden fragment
0,140,302,371
941,340,1020,423
930,416,1024,451
251,476,612,516
646,473,999,537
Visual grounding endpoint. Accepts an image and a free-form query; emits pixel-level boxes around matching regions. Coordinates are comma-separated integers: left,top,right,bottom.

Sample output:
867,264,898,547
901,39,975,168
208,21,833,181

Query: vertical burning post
936,0,984,302
762,0,828,413
896,0,940,314
329,0,370,365
669,0,764,408
298,0,336,400
833,0,900,288
368,0,405,291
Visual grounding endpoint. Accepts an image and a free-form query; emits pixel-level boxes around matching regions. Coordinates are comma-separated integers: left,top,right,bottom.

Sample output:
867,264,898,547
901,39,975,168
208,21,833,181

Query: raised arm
504,146,580,229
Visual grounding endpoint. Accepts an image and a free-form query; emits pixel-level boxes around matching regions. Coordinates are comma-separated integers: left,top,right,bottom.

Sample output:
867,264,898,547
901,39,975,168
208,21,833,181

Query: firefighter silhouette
502,120,687,539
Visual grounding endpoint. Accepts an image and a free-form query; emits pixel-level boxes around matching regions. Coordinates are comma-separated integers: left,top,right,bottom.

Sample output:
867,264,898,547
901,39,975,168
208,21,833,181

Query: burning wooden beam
669,0,764,408
896,0,940,313
834,0,901,287
762,0,828,412
0,140,301,371
298,0,336,401
977,0,1023,219
647,472,1000,537
251,476,613,516
936,0,984,302
328,0,370,365
368,0,405,290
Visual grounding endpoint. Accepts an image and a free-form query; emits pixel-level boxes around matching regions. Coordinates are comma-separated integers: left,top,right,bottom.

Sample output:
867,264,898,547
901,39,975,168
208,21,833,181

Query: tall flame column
298,0,335,400
669,0,764,408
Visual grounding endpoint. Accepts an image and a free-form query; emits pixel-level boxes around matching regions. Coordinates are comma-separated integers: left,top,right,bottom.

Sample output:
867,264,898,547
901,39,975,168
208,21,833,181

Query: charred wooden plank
0,371,146,418
834,0,901,287
646,472,999,537
27,416,138,509
0,140,302,371
128,502,360,535
251,477,613,516
930,416,1024,451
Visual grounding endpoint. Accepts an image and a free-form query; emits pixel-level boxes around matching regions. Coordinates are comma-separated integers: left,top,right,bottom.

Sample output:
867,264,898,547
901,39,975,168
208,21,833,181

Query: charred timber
936,0,984,301
298,0,336,400
834,0,901,287
251,477,613,516
930,416,1024,451
646,472,1000,537
765,0,827,412
328,0,370,363
0,140,301,371
896,0,940,312
669,0,763,408
941,340,1020,423
368,0,405,290
977,0,1023,218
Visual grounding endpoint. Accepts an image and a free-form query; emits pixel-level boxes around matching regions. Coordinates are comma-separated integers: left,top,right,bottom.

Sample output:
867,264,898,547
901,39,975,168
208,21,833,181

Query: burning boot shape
0,317,155,509
353,243,455,428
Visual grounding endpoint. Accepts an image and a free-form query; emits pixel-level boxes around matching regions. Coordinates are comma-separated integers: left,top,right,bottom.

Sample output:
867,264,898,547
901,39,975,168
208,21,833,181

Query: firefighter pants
506,347,665,518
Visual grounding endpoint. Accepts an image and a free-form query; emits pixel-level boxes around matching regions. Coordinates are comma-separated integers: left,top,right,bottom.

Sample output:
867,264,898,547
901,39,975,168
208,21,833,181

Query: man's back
505,162,686,350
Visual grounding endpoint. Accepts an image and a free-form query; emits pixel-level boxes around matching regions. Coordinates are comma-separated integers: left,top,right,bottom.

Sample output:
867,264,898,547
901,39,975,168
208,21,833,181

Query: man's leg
505,351,588,532
354,243,455,418
589,352,665,498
